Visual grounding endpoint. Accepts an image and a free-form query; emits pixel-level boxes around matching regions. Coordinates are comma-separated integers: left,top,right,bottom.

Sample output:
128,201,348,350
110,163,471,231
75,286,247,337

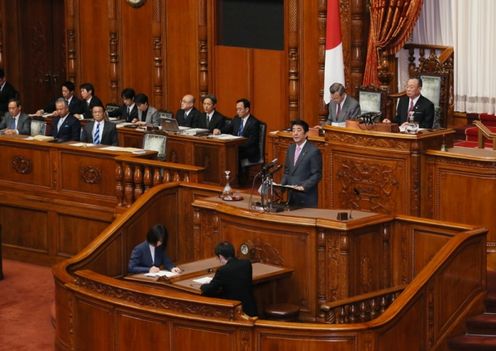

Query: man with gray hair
326,82,361,124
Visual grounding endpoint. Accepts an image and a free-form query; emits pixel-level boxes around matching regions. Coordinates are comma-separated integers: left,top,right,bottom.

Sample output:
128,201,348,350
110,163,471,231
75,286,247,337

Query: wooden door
2,0,65,113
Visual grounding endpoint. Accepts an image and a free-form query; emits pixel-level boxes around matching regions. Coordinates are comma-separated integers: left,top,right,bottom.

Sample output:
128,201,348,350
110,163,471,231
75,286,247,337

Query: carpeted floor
0,259,54,350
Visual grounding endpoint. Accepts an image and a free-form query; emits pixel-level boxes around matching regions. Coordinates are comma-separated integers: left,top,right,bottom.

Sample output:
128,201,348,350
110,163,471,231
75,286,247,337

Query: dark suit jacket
175,107,202,128
51,114,81,141
395,95,434,128
195,110,225,132
128,240,175,274
222,115,261,163
0,113,31,135
81,96,104,119
45,96,85,116
81,120,118,145
281,141,322,208
200,257,257,317
327,94,361,123
108,104,138,122
0,81,19,115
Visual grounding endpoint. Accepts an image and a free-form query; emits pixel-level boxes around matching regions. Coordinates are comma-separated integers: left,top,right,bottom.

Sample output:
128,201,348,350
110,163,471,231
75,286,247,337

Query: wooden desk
126,257,293,295
118,127,245,186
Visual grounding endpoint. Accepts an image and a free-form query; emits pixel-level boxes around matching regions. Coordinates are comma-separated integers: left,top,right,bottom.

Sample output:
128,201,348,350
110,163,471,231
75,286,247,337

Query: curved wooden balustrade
320,285,407,324
114,155,205,207
53,182,488,351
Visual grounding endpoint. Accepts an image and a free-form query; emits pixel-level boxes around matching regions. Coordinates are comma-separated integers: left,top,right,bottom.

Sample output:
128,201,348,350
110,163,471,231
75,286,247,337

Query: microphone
267,164,282,176
261,158,278,172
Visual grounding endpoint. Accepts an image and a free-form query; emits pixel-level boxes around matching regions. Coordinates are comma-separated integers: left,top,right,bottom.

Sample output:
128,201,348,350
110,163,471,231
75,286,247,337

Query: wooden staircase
448,272,496,350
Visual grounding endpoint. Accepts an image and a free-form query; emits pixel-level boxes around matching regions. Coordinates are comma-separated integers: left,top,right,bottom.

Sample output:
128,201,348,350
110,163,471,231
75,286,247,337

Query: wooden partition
53,182,487,351
0,135,204,265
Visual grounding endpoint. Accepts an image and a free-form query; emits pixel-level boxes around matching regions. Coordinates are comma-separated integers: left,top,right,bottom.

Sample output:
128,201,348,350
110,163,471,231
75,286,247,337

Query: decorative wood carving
327,133,410,150
288,0,299,121
336,159,399,213
133,166,143,199
75,275,241,320
152,0,163,106
249,238,285,266
198,0,208,98
109,32,119,102
115,164,124,207
80,166,102,184
66,29,76,83
11,156,32,174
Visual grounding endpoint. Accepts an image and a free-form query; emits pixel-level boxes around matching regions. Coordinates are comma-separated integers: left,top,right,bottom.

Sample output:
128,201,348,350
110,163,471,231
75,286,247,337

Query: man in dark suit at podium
200,241,257,317
81,105,118,145
386,77,435,129
281,120,322,208
51,98,81,142
175,94,202,127
196,94,225,132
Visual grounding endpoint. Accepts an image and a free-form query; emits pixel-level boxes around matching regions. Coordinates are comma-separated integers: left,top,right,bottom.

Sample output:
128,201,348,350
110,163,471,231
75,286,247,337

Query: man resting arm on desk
200,241,258,317
128,224,181,274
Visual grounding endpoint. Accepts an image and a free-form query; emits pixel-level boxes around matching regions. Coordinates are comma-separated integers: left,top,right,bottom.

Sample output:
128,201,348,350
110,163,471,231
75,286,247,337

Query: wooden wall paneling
174,323,245,351
66,0,77,83
0,1,4,67
287,0,299,123
349,0,368,95
0,1,20,98
259,332,357,351
74,297,114,350
164,0,200,112
108,0,118,104
116,311,170,350
198,0,208,99
119,0,156,104
76,0,112,105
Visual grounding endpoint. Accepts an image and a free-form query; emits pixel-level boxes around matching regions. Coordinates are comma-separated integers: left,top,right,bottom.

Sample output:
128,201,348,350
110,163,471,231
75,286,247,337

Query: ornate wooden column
198,0,208,99
108,0,118,103
288,0,299,121
65,0,77,83
152,0,163,107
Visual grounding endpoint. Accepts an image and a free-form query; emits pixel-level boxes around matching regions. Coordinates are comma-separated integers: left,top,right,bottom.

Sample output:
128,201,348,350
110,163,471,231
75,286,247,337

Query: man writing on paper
200,241,257,317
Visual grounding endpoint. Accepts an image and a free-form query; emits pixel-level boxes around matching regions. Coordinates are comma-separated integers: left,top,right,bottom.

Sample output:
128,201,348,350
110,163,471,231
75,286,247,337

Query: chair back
241,122,266,167
30,119,46,136
142,133,167,160
105,103,120,116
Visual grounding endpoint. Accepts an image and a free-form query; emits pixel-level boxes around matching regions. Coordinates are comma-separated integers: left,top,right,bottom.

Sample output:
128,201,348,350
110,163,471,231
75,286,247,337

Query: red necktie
409,99,414,113
336,103,341,117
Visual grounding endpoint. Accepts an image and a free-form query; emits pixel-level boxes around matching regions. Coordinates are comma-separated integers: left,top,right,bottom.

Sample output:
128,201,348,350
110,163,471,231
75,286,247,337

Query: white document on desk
192,276,212,284
144,270,179,278
209,134,243,140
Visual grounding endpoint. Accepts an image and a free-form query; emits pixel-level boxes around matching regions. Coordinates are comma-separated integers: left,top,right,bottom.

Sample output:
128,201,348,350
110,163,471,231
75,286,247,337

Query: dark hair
214,241,235,259
91,104,104,111
79,83,95,94
329,82,345,95
8,98,21,107
135,93,149,105
291,119,309,133
121,88,136,100
236,98,250,109
202,94,217,105
146,224,168,248
62,81,75,92
412,77,423,87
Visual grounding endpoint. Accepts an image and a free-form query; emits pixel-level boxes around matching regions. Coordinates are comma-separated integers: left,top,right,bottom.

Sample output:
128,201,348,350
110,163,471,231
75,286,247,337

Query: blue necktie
10,118,16,130
93,122,100,144
238,121,244,136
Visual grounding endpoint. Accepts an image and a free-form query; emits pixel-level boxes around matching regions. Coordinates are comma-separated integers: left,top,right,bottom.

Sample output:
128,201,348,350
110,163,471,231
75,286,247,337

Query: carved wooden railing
115,155,205,208
472,120,496,150
403,44,454,77
320,285,406,324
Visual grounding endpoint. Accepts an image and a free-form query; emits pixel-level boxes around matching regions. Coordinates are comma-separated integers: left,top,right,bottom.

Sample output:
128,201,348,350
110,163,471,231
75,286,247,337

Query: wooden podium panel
424,146,496,269
192,196,392,320
118,127,245,186
269,127,454,215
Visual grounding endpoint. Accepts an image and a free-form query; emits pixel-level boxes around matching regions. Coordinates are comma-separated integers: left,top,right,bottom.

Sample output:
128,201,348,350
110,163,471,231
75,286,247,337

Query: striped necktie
93,122,101,144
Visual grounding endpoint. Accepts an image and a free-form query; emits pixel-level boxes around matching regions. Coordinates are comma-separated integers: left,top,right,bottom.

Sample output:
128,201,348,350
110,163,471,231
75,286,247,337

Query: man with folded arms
0,99,30,135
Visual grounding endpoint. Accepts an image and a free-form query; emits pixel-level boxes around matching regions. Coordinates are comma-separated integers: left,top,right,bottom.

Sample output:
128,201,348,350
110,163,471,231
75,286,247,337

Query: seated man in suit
128,224,182,274
281,120,322,208
133,93,160,127
0,99,31,135
35,81,85,117
81,104,118,145
175,94,202,127
107,87,138,122
76,82,103,119
384,78,435,129
200,241,257,317
196,94,225,132
326,82,361,124
217,98,261,165
0,68,19,116
51,98,81,141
